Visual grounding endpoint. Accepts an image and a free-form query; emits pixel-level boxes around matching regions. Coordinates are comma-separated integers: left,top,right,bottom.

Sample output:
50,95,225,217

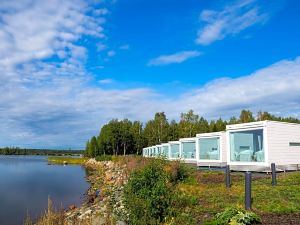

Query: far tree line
84,109,300,157
0,147,84,156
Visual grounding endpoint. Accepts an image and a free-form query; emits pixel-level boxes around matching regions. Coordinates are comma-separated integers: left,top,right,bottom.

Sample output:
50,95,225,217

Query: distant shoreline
0,147,84,156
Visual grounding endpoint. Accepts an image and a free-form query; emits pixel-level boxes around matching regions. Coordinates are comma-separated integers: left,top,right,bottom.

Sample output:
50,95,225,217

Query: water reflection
0,155,89,225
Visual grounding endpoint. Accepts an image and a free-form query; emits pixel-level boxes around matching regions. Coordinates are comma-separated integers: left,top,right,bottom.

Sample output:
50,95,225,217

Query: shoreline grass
47,157,88,165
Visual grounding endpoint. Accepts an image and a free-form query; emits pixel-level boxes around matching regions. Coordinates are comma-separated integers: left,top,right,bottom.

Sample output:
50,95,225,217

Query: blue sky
1,0,300,149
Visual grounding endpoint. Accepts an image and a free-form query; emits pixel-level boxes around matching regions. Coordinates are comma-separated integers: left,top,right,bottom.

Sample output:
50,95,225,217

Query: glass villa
227,121,300,171
169,141,181,159
143,121,300,171
161,143,170,158
179,138,197,163
196,132,227,167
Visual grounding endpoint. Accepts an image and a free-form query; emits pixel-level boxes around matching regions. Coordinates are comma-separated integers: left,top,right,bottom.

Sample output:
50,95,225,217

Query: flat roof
196,131,225,137
226,120,300,130
179,137,196,142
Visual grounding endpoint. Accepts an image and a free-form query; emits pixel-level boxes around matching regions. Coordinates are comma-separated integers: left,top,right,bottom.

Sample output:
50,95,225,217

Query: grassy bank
174,170,300,224
47,157,88,164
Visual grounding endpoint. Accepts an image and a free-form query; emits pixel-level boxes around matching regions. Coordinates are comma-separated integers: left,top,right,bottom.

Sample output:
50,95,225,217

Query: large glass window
157,147,161,156
199,137,220,160
151,148,154,156
230,129,264,162
181,141,196,159
170,144,180,158
162,146,169,157
154,147,158,156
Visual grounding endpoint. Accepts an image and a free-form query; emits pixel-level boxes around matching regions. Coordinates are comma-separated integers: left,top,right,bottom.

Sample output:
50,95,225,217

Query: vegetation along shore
47,157,88,165
29,156,300,225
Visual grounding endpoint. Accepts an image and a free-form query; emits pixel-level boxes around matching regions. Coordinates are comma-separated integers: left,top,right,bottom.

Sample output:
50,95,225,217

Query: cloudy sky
1,0,300,149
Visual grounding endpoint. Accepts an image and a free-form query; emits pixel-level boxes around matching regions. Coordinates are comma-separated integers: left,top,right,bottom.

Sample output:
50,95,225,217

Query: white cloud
196,0,268,45
148,51,202,66
0,0,106,70
170,57,300,119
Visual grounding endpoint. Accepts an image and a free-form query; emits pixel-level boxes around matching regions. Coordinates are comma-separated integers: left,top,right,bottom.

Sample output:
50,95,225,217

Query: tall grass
24,198,64,225
47,157,87,164
24,197,91,225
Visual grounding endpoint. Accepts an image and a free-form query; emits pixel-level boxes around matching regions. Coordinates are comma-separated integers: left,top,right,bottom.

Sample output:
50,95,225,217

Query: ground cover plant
123,157,300,225
203,207,261,225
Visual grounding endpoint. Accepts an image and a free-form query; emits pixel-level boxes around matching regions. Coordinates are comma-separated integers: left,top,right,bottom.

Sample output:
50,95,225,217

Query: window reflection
199,137,220,160
230,129,264,162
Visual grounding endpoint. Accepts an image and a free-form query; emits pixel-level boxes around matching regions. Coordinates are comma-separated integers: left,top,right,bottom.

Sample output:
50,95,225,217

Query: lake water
0,155,90,225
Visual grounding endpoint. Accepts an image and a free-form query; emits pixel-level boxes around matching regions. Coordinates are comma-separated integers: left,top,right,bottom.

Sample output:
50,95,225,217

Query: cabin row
142,121,300,171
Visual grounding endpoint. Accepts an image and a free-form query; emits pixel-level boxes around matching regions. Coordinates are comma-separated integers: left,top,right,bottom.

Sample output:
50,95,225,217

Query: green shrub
169,161,193,183
204,207,261,225
95,155,112,161
124,159,172,225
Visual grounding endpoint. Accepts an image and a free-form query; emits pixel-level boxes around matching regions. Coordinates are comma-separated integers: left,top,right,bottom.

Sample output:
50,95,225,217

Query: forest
84,109,300,157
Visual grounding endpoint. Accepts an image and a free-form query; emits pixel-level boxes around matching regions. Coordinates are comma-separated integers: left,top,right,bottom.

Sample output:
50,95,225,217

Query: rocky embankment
65,159,128,225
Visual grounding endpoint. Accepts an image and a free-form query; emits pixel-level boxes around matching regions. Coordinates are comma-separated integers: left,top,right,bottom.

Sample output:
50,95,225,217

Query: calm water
0,155,90,225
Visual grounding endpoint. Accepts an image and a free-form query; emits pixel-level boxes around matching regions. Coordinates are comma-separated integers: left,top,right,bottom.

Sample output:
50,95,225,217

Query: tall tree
130,121,144,155
119,119,133,156
209,120,217,132
144,112,169,145
228,116,238,124
195,117,210,134
239,110,255,123
179,110,199,137
215,118,227,131
168,119,179,141
257,111,273,121
89,136,99,157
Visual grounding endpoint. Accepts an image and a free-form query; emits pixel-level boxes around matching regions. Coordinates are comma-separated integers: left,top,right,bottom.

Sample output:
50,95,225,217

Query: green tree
228,116,238,124
195,117,210,134
257,111,273,121
168,120,179,141
130,121,144,155
239,110,255,123
144,112,169,146
89,136,99,157
209,120,217,132
215,118,227,131
119,119,133,156
179,110,199,137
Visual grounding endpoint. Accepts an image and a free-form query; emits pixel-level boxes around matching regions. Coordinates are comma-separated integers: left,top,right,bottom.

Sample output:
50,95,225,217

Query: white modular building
169,141,181,160
196,131,227,167
179,138,197,163
226,121,300,171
